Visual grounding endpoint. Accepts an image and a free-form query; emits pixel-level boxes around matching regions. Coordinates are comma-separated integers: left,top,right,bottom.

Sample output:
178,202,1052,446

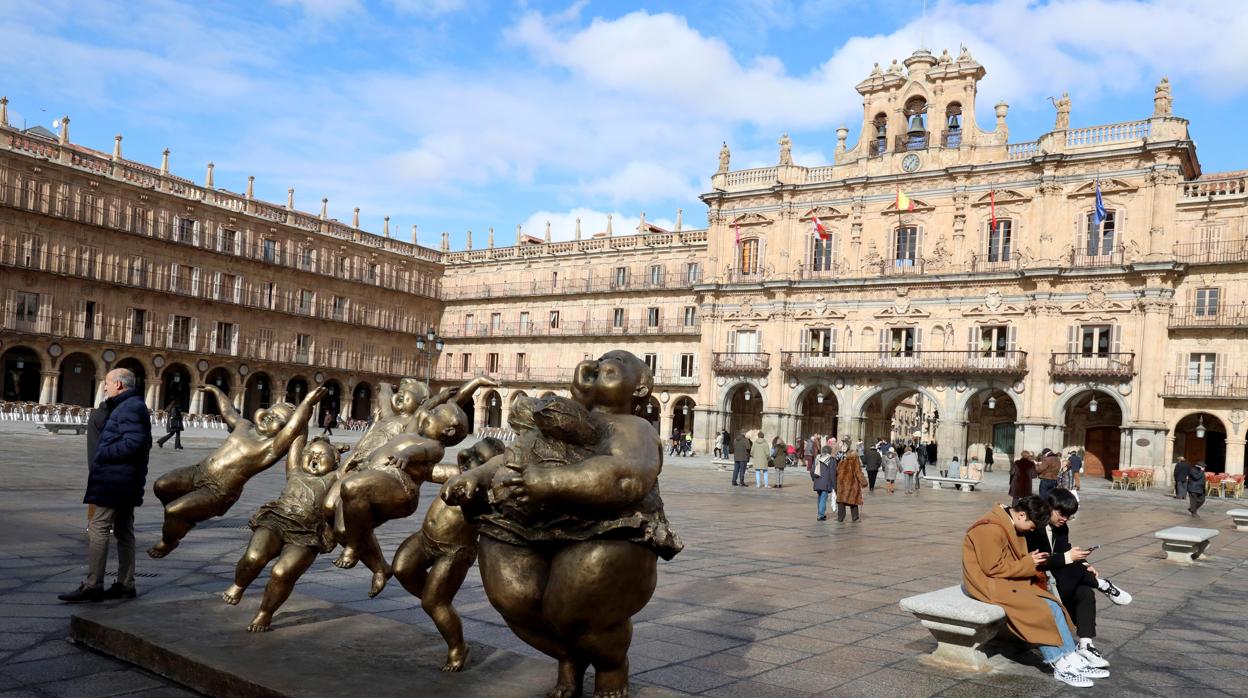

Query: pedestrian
926,441,938,470
751,431,771,489
794,437,806,474
962,496,1107,687
948,455,963,490
1026,488,1133,672
684,431,693,456
156,400,183,450
321,410,336,436
835,451,867,522
771,437,788,488
1067,449,1083,491
1172,456,1190,500
916,440,928,476
731,430,750,487
985,445,995,473
967,455,984,482
901,446,920,494
882,446,900,494
1057,454,1075,491
1037,449,1061,499
1010,451,1037,506
862,442,882,493
812,445,836,521
1187,461,1207,517
85,398,114,532
59,368,151,603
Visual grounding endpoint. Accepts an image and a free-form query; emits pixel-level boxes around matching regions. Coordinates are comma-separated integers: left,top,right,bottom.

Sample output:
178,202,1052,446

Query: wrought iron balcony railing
712,352,771,375
781,350,1028,376
1049,352,1136,379
1168,304,1248,329
1173,238,1248,265
1162,374,1248,399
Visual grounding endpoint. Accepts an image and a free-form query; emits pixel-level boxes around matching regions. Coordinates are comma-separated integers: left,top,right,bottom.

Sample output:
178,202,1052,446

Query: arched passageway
1062,389,1123,478
244,373,273,416
57,352,97,406
161,363,192,412
202,368,231,415
1,346,41,401
482,390,502,429
637,395,661,432
351,383,372,421
114,358,147,402
319,381,343,426
964,388,1018,467
672,397,696,437
286,376,309,405
1174,412,1227,473
725,384,762,437
797,385,838,440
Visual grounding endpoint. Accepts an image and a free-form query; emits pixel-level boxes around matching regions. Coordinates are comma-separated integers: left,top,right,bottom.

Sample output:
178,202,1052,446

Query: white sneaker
1100,579,1132,605
1053,667,1094,687
1079,643,1110,668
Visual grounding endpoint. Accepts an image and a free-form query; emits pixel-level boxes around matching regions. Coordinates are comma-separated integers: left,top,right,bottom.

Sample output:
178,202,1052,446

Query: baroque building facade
2,47,1246,477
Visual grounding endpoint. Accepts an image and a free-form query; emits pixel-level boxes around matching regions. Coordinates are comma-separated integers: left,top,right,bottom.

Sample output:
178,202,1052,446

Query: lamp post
414,327,444,382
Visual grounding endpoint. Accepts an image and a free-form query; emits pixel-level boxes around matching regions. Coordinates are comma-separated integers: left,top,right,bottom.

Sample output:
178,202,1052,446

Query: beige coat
961,505,1073,647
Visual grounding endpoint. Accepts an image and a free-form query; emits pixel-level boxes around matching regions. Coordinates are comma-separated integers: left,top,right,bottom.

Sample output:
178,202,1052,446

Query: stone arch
722,382,763,436
319,379,343,426
481,389,502,429
671,395,697,436
509,390,529,406
637,395,661,432
56,352,98,406
160,362,192,412
1052,385,1131,423
1172,411,1228,473
792,382,840,439
285,375,310,404
351,382,372,421
961,387,1020,465
1,345,42,402
202,367,232,416
853,383,946,444
244,372,274,416
1057,387,1126,477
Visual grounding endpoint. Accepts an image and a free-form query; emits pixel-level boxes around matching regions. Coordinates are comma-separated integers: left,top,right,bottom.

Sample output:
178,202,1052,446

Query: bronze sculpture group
147,351,682,697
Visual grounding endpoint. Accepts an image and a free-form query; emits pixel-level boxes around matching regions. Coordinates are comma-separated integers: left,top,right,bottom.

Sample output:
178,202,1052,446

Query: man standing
731,429,751,487
1067,449,1083,491
1037,449,1062,499
85,397,113,531
862,442,882,493
1172,456,1190,500
1187,462,1207,517
60,369,151,603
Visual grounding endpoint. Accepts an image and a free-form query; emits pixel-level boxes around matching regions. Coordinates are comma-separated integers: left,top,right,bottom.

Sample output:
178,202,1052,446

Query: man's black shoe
102,583,137,600
58,585,104,603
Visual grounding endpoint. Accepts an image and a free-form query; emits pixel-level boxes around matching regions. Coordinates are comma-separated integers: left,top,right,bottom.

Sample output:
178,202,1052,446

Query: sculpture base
69,592,598,698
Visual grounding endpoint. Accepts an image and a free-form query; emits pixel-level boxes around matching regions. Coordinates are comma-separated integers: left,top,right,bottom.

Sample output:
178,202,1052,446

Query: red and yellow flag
895,186,915,211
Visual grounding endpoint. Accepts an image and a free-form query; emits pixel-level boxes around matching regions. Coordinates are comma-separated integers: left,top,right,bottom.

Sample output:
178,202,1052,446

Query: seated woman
962,495,1109,688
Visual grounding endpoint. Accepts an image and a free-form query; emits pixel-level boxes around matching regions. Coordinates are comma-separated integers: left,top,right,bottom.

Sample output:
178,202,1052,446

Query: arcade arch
160,363,192,412
286,376,309,404
244,372,273,416
724,383,763,436
114,358,147,402
671,396,696,437
796,384,838,439
56,352,97,406
1060,389,1124,478
482,389,502,429
1,346,41,401
1173,412,1227,473
319,380,343,426
639,395,661,432
963,388,1019,467
202,368,231,415
351,383,372,421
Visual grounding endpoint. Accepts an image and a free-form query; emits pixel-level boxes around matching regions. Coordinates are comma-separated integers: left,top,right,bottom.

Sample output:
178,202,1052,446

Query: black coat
732,434,751,461
166,404,183,431
86,388,151,508
812,453,837,493
926,442,938,463
1173,460,1190,487
1187,468,1206,494
862,447,882,472
86,402,112,465
1025,523,1092,595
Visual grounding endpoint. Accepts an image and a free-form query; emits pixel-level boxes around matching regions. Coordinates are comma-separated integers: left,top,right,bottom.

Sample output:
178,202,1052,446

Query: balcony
941,129,962,148
1173,238,1248,265
1067,245,1125,268
895,132,930,152
1163,375,1248,399
441,270,697,301
1049,352,1136,379
781,350,1028,376
969,252,1021,273
712,352,771,375
441,319,700,339
1169,304,1248,329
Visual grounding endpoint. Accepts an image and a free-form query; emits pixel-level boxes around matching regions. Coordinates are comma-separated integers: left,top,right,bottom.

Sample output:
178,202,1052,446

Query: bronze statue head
254,402,296,436
571,350,653,415
392,382,423,416
457,436,507,469
303,437,341,476
420,402,471,447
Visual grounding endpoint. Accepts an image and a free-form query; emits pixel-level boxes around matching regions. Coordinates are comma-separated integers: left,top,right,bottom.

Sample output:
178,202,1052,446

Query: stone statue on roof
778,133,793,166
1154,77,1172,117
717,141,730,173
1049,92,1071,130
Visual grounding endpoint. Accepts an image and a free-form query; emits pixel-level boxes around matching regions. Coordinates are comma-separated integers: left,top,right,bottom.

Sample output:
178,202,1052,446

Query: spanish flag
811,214,830,241
896,185,915,211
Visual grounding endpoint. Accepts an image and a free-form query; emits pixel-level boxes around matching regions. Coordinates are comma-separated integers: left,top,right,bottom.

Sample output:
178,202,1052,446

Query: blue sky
2,0,1246,248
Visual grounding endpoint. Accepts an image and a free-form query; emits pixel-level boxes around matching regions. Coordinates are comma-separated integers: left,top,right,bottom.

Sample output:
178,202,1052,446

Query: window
218,273,238,302
464,313,475,333
683,306,697,327
649,264,663,286
262,282,277,309
177,218,196,244
83,301,96,340
1086,211,1116,256
14,292,38,329
298,289,314,314
171,315,192,350
1188,353,1216,384
128,207,147,234
733,330,759,353
806,328,835,356
18,234,43,268
331,296,347,321
738,238,759,274
519,312,530,333
894,227,918,266
1080,325,1112,357
172,264,194,294
551,271,558,289
487,353,500,373
613,266,629,288
219,228,238,254
549,310,560,328
130,309,147,344
643,353,658,374
461,354,471,372
215,322,237,354
685,262,701,284
987,220,1012,262
128,257,147,287
979,325,1009,357
680,354,695,378
262,239,278,264
647,307,660,327
945,102,963,147
811,236,834,272
296,334,313,363
889,328,917,356
1195,288,1220,317
872,113,888,155
516,353,527,373
490,313,501,333
368,263,379,284
337,256,349,278
612,308,625,328
299,247,314,271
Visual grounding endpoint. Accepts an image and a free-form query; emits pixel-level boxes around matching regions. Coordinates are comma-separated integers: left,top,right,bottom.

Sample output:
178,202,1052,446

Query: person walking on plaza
926,441,938,471
901,446,920,494
985,445,995,473
1067,449,1084,491
916,440,928,477
962,496,1107,687
835,451,867,522
1037,449,1062,499
156,400,183,450
684,431,693,456
1172,456,1190,500
862,442,882,493
1010,450,1037,506
1187,461,1207,517
882,445,900,494
60,368,151,603
770,437,788,488
1026,488,1133,671
731,430,750,486
812,446,836,521
751,432,771,488
321,410,336,436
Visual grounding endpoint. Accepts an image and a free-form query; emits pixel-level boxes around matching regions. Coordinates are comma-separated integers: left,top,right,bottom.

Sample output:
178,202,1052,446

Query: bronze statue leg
334,472,414,571
358,532,392,598
478,537,585,698
392,533,434,597
323,479,344,537
545,541,658,698
153,466,196,506
422,552,476,672
149,489,227,558
224,526,281,605
249,545,317,632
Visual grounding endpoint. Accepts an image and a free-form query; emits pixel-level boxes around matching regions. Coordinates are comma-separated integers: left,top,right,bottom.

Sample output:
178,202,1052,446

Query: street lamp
1088,396,1098,413
415,327,444,381
1195,415,1206,439
987,395,997,410
743,389,751,401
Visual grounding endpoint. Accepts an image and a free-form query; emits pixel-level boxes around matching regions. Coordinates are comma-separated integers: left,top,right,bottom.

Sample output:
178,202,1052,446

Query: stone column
38,371,59,404
189,387,204,415
936,418,968,464
661,409,674,441
500,400,511,432
144,380,160,411
693,407,716,455
475,402,487,433
761,410,784,442
1225,438,1246,477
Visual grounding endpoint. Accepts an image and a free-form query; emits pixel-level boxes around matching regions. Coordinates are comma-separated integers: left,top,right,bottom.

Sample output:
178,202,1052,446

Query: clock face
902,154,921,172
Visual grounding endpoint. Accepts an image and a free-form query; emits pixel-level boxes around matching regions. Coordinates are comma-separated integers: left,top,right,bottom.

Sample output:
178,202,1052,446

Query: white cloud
578,161,701,206
388,0,469,17
516,208,681,244
273,0,363,20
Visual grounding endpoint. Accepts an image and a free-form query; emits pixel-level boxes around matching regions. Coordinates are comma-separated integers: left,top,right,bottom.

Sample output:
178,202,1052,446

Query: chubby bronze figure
149,385,326,558
444,351,682,698
392,437,507,672
342,378,427,471
223,435,348,632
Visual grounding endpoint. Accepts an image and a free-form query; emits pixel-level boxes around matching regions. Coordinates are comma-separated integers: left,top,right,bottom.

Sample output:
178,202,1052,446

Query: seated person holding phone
1026,488,1132,669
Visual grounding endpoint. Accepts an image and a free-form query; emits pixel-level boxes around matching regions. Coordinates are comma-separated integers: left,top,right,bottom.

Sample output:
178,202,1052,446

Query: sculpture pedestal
69,592,577,697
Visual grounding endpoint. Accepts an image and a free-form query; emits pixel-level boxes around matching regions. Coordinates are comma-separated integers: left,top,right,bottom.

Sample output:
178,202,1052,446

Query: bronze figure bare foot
147,540,176,559
247,611,273,633
222,584,244,605
442,643,469,672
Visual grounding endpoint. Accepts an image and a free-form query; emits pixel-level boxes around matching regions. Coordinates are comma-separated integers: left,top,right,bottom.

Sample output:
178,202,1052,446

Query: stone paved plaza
1,422,1247,697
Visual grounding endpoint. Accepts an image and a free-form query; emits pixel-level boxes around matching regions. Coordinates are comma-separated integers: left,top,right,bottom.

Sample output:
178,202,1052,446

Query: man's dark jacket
732,433,751,461
1173,459,1190,488
1025,523,1091,594
86,402,113,464
86,388,151,508
862,447,882,472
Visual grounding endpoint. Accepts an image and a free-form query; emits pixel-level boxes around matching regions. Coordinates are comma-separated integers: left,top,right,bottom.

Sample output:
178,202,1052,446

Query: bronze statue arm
454,377,498,409
266,386,327,461
442,455,506,506
377,381,396,419
430,463,462,485
286,433,307,476
202,385,244,431
520,449,660,510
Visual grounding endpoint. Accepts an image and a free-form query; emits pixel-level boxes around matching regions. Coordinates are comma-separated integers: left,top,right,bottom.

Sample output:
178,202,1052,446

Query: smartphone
1085,545,1100,552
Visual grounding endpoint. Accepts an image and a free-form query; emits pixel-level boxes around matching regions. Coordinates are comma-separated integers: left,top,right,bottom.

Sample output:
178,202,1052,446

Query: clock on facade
901,153,921,172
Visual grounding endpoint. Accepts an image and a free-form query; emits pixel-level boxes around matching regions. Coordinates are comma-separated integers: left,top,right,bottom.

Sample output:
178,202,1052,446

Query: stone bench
899,585,1005,671
1228,510,1248,532
923,475,982,491
1154,526,1218,563
37,422,87,435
